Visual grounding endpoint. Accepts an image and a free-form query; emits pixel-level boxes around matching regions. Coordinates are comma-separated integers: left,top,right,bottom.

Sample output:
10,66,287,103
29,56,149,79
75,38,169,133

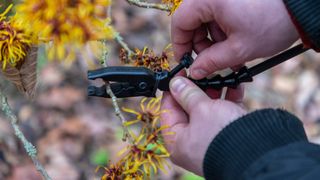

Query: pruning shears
87,44,309,98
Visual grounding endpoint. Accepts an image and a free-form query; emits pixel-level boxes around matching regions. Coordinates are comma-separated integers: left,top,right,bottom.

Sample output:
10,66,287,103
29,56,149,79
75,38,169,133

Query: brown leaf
1,46,38,98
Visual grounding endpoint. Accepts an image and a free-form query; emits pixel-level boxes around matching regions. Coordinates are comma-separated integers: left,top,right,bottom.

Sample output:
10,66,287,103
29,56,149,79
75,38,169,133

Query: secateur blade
87,83,137,98
88,66,155,82
87,66,158,98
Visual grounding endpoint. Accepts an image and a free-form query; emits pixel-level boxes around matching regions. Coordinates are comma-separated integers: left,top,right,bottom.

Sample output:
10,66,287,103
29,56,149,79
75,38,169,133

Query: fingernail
192,69,208,78
170,78,187,93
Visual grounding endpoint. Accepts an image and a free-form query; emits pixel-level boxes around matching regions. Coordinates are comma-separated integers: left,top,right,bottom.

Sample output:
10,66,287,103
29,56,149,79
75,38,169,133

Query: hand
160,76,247,175
172,0,299,79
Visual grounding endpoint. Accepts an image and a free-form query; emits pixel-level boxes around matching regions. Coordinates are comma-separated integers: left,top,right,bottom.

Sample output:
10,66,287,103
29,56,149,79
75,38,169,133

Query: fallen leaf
1,46,38,99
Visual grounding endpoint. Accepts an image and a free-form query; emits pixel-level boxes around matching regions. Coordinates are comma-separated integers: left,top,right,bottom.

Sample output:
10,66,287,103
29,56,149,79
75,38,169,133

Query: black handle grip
191,66,253,90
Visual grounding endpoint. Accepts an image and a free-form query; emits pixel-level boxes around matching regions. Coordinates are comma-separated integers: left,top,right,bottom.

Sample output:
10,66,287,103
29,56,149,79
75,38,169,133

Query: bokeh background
1,0,320,179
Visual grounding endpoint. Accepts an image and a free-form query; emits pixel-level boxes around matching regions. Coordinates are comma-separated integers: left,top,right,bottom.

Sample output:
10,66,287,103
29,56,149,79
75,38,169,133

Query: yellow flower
96,163,123,180
15,0,116,62
96,160,144,180
146,125,175,145
0,5,36,69
100,97,173,179
124,173,143,180
125,45,172,72
144,126,173,175
118,133,146,163
162,0,183,14
118,143,170,177
122,97,168,131
143,145,171,175
118,129,171,177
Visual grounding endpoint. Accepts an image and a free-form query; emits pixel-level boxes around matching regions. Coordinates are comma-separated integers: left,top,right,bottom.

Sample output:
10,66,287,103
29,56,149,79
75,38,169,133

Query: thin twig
125,0,171,12
107,3,134,58
105,83,133,143
104,79,134,144
101,40,134,143
0,90,52,180
114,33,134,57
101,1,135,143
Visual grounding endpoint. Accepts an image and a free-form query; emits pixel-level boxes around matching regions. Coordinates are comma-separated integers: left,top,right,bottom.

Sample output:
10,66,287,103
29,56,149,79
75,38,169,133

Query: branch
105,83,133,143
101,1,138,143
101,45,134,143
125,0,171,12
0,90,52,180
114,33,134,57
107,3,134,58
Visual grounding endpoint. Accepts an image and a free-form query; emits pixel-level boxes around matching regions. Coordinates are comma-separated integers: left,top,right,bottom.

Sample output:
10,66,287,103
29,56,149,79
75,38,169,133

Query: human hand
160,76,247,175
172,0,299,79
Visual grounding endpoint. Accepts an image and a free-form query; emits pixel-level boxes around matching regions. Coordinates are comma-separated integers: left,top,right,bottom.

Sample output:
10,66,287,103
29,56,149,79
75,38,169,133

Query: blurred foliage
36,46,48,72
115,127,124,141
0,0,16,14
182,172,204,180
90,149,110,166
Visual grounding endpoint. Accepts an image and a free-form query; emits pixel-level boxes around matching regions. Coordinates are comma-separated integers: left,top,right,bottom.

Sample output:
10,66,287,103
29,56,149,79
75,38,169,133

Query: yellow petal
135,134,145,144
0,4,13,18
140,98,148,112
123,119,140,126
147,155,158,174
122,107,141,116
117,146,129,157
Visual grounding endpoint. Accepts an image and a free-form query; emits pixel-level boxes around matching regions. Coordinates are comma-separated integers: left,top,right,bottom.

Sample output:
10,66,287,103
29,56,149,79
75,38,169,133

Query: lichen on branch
125,0,171,12
0,90,52,180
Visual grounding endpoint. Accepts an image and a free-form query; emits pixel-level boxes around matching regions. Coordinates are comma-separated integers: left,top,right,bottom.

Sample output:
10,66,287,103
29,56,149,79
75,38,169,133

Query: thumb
169,76,210,114
190,38,248,79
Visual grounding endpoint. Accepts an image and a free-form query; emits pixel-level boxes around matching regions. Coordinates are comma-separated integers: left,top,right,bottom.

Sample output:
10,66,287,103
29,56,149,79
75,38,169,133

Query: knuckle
229,40,247,60
181,87,200,108
206,55,221,71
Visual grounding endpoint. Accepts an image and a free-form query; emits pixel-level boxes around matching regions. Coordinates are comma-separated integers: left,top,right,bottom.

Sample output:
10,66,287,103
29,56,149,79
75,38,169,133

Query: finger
225,85,244,104
207,21,227,42
171,0,210,60
169,76,211,114
193,38,213,55
192,24,214,54
160,92,188,151
190,38,248,79
161,92,188,126
171,24,194,62
175,70,223,100
231,64,245,71
205,89,223,99
225,65,245,103
175,68,187,77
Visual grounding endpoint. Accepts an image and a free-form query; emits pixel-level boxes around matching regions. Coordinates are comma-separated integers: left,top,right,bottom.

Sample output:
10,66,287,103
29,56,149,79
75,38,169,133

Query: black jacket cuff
203,109,308,180
283,0,320,51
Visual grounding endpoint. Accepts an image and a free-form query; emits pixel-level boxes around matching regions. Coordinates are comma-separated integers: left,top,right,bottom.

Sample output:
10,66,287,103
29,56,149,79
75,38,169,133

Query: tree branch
101,44,134,143
125,0,171,12
114,33,134,57
107,3,134,58
105,83,133,143
0,90,52,180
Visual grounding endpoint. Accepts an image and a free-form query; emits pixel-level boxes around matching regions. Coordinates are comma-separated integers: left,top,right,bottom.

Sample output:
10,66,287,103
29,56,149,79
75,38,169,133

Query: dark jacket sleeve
283,0,320,51
203,109,320,180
